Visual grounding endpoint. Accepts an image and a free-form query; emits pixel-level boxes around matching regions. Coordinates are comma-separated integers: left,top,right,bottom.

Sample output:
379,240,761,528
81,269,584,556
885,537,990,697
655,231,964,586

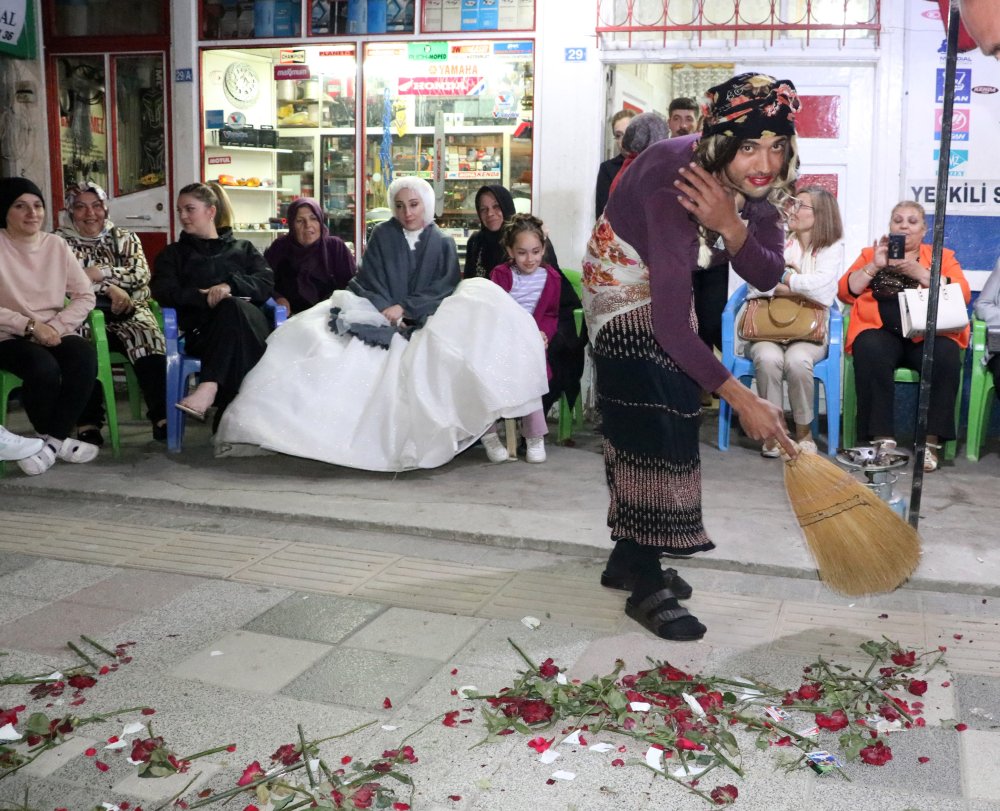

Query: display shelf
211,144,293,154
218,185,290,193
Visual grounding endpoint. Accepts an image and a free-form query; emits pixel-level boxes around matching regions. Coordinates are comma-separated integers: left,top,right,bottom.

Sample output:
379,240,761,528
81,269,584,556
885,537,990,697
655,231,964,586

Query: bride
215,176,548,471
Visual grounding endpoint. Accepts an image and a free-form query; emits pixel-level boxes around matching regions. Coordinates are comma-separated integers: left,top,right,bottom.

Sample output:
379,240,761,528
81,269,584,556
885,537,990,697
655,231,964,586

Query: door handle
125,215,152,221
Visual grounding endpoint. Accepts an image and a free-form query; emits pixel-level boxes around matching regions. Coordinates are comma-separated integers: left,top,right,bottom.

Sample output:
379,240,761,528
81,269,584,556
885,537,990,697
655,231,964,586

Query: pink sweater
0,230,95,341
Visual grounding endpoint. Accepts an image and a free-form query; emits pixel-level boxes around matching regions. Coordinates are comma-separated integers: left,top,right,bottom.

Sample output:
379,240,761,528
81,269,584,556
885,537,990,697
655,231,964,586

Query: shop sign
493,41,533,55
208,156,232,165
279,49,307,64
275,65,311,81
319,48,355,58
398,76,485,96
0,0,35,59
408,41,449,60
446,170,502,180
450,42,491,57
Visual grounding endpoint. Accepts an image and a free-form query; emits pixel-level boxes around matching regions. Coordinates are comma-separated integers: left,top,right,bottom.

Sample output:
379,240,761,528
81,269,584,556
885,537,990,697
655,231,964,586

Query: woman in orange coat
838,200,970,471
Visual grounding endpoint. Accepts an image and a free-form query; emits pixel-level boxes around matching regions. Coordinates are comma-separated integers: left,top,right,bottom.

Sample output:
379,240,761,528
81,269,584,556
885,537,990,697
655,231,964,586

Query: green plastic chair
966,318,996,461
841,309,961,459
557,268,585,444
88,308,122,458
0,368,25,477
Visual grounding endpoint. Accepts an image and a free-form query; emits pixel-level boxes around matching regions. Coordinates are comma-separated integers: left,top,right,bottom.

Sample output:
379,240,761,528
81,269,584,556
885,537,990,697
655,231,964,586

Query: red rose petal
84,747,97,757
95,760,109,772
918,756,930,764
140,707,156,715
226,744,237,752
941,681,951,688
450,668,458,675
243,806,260,811
393,804,411,810
341,755,352,765
611,758,625,767
955,723,968,732
383,697,393,709
107,735,119,744
99,666,110,675
954,634,963,640
447,796,462,802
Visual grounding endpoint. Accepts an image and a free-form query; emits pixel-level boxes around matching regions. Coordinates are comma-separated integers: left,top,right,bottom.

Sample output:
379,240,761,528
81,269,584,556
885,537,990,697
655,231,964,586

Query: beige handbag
738,296,827,345
897,284,968,339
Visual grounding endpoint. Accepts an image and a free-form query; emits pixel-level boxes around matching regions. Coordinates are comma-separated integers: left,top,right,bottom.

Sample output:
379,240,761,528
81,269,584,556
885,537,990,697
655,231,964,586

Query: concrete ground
1,407,999,810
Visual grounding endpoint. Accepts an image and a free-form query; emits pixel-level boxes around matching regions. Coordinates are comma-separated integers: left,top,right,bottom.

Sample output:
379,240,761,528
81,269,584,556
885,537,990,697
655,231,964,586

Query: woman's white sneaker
16,442,57,476
53,436,100,464
0,427,44,461
525,437,546,463
481,431,509,463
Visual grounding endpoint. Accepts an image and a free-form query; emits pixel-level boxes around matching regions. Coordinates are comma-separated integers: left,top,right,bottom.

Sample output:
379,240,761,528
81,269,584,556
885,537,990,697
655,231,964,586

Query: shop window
310,0,415,35
363,40,534,237
202,0,303,39
48,0,167,38
114,55,166,195
422,0,535,33
56,56,108,192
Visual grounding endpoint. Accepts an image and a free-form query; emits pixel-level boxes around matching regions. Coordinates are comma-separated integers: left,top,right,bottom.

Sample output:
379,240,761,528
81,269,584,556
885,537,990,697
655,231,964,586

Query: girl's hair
795,186,843,252
890,200,926,227
500,213,545,252
177,181,235,230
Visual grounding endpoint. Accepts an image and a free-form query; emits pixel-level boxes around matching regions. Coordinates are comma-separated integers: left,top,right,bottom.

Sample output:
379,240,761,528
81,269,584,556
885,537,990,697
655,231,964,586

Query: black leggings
693,263,729,353
78,334,167,429
852,327,962,441
0,335,97,440
989,353,1000,394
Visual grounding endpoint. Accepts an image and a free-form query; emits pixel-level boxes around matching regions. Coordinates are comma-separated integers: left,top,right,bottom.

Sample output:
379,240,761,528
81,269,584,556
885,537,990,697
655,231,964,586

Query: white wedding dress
215,278,548,471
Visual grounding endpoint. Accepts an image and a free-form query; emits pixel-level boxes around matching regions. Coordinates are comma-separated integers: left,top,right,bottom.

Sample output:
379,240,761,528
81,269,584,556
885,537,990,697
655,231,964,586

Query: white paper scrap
46,672,63,681
561,730,582,746
682,692,707,717
209,651,224,657
121,722,145,736
539,749,561,764
550,769,576,780
731,677,763,700
457,685,478,699
127,758,143,766
104,739,127,750
589,742,615,753
0,724,21,742
556,672,568,685
101,804,121,811
629,701,651,712
521,616,541,629
644,746,664,772
796,725,820,738
381,725,398,731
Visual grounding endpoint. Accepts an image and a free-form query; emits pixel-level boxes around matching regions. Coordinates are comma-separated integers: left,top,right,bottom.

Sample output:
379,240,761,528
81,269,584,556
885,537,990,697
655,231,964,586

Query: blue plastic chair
164,299,287,452
718,283,842,456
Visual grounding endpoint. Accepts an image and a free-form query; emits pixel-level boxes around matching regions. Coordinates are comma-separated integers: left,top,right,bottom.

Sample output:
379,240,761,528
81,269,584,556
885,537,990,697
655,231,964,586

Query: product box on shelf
423,0,443,31
442,0,461,30
217,125,259,147
258,126,278,148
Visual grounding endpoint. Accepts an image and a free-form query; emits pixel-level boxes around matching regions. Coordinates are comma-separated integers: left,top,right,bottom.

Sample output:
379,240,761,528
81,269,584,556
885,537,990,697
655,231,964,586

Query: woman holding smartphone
837,200,971,471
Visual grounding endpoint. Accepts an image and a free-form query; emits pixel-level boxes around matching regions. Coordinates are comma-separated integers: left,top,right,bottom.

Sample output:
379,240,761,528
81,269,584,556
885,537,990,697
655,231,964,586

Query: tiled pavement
1,408,999,809
1,498,1000,810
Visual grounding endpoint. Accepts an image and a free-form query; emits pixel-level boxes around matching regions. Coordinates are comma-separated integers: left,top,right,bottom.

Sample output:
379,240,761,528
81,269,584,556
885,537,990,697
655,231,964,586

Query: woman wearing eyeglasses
743,187,844,456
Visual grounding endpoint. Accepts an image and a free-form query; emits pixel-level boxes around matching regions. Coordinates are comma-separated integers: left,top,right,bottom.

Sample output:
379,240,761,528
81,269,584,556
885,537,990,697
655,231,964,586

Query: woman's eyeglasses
787,199,814,213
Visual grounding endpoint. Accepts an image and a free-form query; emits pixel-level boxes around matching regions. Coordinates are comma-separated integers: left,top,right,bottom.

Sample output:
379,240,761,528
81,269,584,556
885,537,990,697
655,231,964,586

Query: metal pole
909,1,961,528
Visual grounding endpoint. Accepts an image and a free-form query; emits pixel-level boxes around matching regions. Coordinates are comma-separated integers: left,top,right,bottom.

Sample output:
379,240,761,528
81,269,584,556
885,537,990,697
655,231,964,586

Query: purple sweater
604,135,785,392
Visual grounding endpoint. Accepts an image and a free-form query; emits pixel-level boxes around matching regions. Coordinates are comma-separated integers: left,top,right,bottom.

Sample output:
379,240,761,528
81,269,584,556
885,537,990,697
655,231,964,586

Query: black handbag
93,293,131,322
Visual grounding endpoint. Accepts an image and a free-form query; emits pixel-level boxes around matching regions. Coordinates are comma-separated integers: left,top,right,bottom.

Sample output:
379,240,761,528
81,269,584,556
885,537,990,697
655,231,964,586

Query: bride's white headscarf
388,176,436,230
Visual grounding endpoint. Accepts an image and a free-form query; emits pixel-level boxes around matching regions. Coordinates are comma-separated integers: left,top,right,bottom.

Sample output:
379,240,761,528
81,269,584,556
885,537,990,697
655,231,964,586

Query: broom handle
909,1,960,529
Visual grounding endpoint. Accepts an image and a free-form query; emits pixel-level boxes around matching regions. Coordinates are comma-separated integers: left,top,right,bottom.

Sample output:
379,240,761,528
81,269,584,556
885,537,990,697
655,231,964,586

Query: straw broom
783,450,921,596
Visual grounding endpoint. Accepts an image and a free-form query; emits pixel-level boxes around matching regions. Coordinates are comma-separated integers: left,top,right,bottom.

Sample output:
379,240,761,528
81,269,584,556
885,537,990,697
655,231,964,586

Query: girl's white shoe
525,437,546,463
481,431,509,463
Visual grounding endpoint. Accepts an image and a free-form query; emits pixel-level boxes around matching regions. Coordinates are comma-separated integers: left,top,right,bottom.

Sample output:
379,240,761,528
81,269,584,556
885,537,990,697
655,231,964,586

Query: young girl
483,213,561,463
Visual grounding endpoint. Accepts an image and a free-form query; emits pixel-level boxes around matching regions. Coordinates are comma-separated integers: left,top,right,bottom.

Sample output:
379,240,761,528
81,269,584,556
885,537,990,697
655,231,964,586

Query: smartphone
887,234,906,261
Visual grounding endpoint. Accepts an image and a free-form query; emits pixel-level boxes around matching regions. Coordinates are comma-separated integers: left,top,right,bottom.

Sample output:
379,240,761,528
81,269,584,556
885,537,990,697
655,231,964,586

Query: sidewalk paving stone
343,606,486,660
963,729,1000,801
170,629,333,693
243,591,387,644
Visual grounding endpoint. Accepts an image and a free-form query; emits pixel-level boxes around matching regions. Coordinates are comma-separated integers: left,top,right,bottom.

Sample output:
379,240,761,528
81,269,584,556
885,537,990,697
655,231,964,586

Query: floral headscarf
701,73,800,139
62,181,111,237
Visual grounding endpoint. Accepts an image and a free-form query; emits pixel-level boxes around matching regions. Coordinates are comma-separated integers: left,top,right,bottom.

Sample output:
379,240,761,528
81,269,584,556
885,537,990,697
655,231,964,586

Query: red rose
675,736,704,751
518,699,554,725
796,683,823,701
352,784,376,809
697,691,725,711
908,679,929,696
859,740,893,766
237,761,265,786
0,705,24,727
710,784,739,805
891,650,916,667
270,743,300,766
538,658,559,679
658,665,691,682
815,710,849,731
68,674,98,690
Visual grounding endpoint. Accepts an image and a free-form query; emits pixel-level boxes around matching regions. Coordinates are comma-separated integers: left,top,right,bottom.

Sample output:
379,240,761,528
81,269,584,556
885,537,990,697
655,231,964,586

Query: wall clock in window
223,62,260,107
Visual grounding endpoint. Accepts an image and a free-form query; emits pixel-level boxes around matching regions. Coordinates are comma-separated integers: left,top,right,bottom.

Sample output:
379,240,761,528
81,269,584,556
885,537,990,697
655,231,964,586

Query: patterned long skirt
592,302,713,553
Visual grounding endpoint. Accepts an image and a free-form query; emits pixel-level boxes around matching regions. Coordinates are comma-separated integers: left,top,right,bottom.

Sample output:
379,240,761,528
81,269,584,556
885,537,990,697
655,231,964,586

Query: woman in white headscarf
216,177,547,471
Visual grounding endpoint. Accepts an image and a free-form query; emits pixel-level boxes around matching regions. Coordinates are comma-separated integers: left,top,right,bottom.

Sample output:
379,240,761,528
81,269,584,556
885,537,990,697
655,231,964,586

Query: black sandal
625,588,706,641
600,567,693,599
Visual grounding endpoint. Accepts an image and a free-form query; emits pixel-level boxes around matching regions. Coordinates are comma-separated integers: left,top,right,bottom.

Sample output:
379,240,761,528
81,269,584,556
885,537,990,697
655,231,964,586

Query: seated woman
150,182,274,428
744,187,844,456
838,200,971,471
57,181,168,443
264,197,356,315
464,184,586,412
0,177,98,475
973,257,1000,394
216,176,547,471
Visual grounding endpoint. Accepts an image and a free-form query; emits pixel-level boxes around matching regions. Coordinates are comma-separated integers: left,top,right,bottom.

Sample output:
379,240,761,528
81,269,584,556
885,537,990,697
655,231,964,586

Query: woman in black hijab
464,184,586,412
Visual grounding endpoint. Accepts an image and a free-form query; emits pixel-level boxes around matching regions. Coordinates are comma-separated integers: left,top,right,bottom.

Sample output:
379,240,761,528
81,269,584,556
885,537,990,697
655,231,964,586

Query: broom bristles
783,452,921,596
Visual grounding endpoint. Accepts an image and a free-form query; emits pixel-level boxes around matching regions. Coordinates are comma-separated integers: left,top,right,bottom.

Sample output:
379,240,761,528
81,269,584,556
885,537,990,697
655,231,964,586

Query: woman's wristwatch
23,319,36,337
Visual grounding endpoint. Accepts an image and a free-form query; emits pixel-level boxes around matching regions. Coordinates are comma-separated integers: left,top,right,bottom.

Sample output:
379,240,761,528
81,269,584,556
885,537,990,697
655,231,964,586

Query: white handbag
897,284,968,338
